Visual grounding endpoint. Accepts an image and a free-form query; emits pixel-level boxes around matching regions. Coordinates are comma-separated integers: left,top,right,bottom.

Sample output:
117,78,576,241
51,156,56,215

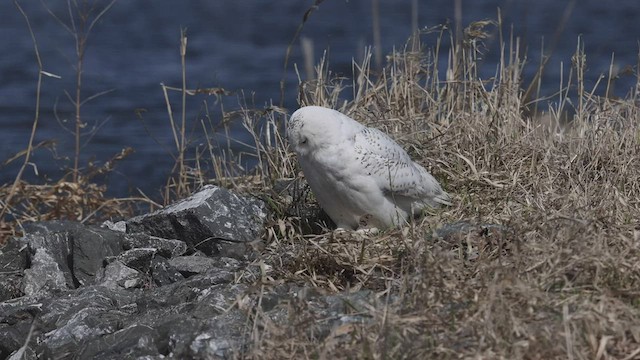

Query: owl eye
300,137,308,145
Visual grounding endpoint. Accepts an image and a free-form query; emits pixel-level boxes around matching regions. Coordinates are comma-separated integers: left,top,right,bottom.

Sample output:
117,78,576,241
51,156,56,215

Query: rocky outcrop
0,185,380,359
126,185,268,257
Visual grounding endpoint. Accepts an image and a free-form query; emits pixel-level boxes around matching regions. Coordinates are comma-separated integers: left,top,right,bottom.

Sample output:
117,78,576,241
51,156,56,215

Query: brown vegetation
241,22,640,359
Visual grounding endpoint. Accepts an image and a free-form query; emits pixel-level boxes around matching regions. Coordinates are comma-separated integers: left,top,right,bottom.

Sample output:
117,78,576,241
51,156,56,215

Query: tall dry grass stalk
161,29,192,201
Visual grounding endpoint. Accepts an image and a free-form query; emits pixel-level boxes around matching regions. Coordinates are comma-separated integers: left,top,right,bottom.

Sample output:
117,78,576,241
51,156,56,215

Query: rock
126,185,268,257
35,286,138,357
95,260,143,290
123,233,187,258
22,249,69,296
0,285,137,358
19,221,125,288
22,220,84,235
7,345,36,360
0,237,28,272
20,222,77,288
71,226,125,286
136,273,244,313
0,296,43,326
101,220,126,232
110,247,158,273
76,324,158,359
0,238,28,301
168,256,241,276
0,297,43,359
149,257,184,286
2,269,385,359
0,184,399,359
161,310,247,358
2,323,37,360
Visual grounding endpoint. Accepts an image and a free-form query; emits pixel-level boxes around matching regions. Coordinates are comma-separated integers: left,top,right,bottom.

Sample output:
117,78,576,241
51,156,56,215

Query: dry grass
0,146,151,239
235,22,640,359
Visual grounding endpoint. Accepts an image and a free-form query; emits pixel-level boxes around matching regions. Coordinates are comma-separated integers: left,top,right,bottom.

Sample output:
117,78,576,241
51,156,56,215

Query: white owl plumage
287,106,451,230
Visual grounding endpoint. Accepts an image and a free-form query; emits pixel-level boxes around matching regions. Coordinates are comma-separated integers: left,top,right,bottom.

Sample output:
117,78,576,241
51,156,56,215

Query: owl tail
433,190,452,206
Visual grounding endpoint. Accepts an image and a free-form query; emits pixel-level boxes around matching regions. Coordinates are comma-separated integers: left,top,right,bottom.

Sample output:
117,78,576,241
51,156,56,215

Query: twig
1,1,46,222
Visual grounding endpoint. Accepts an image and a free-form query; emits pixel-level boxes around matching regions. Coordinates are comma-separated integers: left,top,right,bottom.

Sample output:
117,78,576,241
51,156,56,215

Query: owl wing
353,127,451,207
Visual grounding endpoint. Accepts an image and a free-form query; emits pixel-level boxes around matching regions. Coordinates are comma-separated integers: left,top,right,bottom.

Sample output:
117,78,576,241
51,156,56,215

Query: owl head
287,106,361,157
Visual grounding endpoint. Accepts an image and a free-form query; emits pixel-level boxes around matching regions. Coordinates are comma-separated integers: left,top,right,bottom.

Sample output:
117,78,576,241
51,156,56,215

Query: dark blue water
1,1,638,199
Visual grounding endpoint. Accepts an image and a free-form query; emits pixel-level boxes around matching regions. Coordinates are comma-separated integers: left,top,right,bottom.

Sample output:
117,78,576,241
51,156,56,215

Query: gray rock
0,237,28,272
95,260,142,290
41,307,119,355
149,257,184,286
136,273,245,314
126,185,268,256
168,256,241,276
19,221,125,288
110,247,158,273
0,238,28,301
2,265,385,360
3,323,38,360
0,296,43,325
123,233,187,258
0,285,137,358
22,220,84,235
101,220,126,232
71,226,124,286
7,345,36,360
22,249,69,296
172,310,247,358
35,286,138,357
76,324,158,359
20,224,76,288
0,185,402,359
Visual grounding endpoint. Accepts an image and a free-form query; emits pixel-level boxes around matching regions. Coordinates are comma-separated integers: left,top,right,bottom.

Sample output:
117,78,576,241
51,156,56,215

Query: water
1,0,638,199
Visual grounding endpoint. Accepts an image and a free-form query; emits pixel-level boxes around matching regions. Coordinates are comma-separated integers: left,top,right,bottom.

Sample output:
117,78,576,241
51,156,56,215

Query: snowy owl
287,106,451,230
